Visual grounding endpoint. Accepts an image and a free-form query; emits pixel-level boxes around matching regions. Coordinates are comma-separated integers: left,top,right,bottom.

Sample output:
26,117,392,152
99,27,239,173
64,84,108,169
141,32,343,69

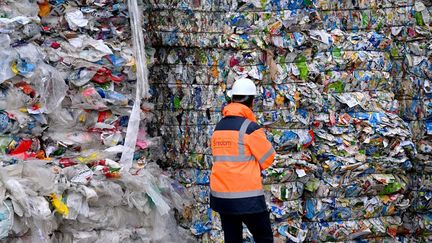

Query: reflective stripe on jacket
210,103,275,214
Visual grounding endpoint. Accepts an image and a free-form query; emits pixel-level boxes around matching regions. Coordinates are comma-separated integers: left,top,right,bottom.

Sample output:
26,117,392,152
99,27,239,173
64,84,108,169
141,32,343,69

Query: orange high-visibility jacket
210,103,275,214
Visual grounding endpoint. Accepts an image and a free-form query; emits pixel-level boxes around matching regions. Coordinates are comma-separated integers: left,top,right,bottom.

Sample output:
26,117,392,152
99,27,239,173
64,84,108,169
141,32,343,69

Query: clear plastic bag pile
0,160,191,242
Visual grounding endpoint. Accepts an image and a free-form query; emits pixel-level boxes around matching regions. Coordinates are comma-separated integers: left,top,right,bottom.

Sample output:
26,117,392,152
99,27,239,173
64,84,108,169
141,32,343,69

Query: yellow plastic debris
11,62,18,75
49,193,69,217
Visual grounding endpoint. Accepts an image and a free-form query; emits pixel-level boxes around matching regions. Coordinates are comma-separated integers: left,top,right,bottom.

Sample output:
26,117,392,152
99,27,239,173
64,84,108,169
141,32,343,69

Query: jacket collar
222,103,257,122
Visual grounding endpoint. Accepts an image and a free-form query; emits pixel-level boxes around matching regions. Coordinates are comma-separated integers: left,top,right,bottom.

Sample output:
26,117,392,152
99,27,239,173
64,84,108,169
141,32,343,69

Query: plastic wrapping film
142,0,432,242
120,0,151,171
0,0,194,242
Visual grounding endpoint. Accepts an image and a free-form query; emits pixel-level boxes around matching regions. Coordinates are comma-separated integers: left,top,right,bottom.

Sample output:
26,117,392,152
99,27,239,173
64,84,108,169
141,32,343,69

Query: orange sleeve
246,128,275,170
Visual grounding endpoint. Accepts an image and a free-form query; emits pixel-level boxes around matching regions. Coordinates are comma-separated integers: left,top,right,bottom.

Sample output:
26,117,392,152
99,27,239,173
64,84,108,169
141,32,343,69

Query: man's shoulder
215,116,246,131
245,121,261,135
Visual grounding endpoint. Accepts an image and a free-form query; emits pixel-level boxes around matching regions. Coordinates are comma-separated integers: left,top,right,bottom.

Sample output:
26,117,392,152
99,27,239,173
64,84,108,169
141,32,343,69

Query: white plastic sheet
120,0,151,171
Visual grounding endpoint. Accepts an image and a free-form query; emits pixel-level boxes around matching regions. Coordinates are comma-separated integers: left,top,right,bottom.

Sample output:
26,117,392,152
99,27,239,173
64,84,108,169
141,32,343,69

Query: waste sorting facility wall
0,0,431,242
0,1,192,242
144,0,432,241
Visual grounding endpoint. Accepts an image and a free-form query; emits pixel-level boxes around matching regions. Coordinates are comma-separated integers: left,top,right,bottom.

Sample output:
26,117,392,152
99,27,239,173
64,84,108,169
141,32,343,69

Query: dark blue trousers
219,211,274,243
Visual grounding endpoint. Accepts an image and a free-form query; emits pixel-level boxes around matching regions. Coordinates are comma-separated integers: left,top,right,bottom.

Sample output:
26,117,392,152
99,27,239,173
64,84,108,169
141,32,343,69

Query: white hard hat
227,78,257,97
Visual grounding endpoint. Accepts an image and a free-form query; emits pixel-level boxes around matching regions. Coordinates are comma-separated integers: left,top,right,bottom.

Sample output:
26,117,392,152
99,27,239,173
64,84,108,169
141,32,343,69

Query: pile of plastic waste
2,0,432,242
143,0,432,241
0,159,191,242
0,0,192,242
400,1,432,241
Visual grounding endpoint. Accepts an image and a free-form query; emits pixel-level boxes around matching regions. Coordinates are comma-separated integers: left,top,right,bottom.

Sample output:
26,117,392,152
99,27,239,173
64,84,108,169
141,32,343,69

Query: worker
210,78,276,243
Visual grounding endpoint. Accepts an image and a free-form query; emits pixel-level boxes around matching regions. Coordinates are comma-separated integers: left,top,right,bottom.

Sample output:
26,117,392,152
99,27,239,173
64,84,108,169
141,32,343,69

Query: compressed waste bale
143,0,427,241
0,0,194,242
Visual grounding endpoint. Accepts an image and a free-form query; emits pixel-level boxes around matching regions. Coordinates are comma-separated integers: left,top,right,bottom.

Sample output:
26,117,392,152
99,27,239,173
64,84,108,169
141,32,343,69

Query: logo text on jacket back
213,139,233,148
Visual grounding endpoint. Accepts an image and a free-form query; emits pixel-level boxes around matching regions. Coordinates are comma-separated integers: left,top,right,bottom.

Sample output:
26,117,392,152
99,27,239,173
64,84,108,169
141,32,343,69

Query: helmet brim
227,90,232,98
